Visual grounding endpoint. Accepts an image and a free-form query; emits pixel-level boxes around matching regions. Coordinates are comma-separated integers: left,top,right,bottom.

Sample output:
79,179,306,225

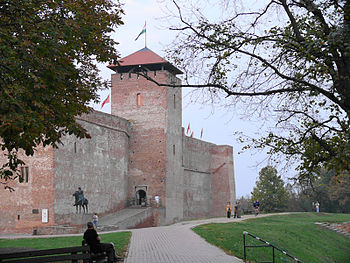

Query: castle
0,48,236,234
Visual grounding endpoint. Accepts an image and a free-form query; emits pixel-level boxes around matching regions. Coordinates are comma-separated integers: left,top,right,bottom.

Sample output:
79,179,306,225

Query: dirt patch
335,222,350,235
316,221,350,238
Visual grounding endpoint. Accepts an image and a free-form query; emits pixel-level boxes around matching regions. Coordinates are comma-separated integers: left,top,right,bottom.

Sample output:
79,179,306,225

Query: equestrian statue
73,187,89,214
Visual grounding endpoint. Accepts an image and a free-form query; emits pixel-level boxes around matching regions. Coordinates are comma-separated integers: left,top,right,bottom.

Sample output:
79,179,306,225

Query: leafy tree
236,195,253,214
292,170,338,212
0,0,124,187
144,0,350,182
251,166,289,212
286,169,350,213
329,172,350,211
285,183,302,212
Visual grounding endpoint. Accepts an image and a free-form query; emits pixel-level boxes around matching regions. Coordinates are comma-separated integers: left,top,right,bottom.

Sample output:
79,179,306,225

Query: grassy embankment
0,231,131,258
193,213,350,263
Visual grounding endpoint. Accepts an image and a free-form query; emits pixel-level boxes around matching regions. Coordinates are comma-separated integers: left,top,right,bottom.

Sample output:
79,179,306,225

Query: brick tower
108,47,184,224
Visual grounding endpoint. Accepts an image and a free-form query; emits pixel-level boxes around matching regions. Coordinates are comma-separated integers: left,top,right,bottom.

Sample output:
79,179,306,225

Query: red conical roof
108,47,182,75
119,47,167,66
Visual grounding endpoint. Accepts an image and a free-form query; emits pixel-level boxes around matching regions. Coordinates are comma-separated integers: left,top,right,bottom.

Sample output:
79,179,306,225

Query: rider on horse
73,187,88,213
77,187,84,203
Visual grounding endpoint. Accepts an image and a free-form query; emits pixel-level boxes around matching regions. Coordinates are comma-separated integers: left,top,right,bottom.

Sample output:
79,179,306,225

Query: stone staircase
33,207,153,235
96,207,153,232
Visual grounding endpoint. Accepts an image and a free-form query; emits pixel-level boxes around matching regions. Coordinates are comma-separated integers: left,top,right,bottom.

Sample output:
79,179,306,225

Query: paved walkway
0,213,281,263
125,214,272,263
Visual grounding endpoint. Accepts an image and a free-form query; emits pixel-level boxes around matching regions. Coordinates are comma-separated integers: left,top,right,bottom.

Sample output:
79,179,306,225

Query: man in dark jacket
83,222,121,262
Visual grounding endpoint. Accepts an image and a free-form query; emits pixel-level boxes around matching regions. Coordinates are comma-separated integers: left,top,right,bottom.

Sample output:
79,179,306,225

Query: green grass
0,231,131,257
193,213,350,263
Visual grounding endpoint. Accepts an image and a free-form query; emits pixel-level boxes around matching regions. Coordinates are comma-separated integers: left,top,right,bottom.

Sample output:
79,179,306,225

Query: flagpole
145,21,147,48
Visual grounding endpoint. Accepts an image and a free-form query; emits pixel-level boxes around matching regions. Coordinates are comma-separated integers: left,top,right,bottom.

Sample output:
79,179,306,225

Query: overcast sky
92,0,276,198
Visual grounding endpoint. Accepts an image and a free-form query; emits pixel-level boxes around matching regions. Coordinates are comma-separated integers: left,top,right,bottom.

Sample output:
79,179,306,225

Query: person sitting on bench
83,222,121,263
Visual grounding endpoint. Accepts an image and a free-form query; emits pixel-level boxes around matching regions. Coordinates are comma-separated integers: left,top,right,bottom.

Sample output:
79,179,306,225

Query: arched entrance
136,189,147,206
134,185,148,206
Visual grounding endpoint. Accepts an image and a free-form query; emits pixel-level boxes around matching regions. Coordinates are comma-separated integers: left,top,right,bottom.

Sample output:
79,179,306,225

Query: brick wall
111,71,168,206
0,146,55,234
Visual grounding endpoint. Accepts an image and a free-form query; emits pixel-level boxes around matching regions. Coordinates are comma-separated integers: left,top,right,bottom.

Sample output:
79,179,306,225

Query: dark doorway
136,190,146,206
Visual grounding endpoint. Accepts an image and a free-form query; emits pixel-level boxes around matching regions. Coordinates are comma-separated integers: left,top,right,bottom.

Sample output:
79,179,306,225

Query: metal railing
243,231,302,263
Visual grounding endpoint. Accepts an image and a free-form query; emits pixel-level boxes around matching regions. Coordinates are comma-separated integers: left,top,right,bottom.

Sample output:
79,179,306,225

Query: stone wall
182,135,236,219
182,136,212,219
53,110,131,225
210,145,236,217
0,110,131,233
165,74,184,224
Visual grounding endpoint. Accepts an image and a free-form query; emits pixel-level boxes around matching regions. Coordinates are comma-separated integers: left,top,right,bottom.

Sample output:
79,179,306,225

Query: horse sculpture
73,191,89,214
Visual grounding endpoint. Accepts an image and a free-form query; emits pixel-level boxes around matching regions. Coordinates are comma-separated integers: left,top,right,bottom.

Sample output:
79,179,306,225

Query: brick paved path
0,213,286,263
125,217,250,263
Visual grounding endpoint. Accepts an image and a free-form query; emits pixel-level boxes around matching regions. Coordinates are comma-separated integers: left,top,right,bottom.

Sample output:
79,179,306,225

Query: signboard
42,209,48,223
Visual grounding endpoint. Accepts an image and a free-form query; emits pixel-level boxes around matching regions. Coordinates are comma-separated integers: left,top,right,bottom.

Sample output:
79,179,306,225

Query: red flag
190,131,194,138
101,94,110,109
187,123,190,134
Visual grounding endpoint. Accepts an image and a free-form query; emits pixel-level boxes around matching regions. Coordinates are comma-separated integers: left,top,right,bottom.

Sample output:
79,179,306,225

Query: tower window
173,145,176,155
173,94,176,109
74,142,77,153
20,166,29,183
137,93,142,106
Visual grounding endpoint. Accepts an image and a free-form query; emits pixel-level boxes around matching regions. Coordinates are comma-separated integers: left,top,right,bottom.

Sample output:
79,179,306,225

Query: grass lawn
193,213,350,263
0,231,131,258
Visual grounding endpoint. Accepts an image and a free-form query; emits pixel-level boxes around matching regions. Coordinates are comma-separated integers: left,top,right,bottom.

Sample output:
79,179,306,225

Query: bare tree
138,0,350,182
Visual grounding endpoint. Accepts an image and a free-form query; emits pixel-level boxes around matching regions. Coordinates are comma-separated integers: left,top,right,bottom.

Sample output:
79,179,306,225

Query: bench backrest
0,246,90,263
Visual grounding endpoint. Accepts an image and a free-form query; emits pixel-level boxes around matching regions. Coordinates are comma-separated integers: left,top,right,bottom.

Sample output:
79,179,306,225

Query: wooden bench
0,246,90,262
81,240,108,263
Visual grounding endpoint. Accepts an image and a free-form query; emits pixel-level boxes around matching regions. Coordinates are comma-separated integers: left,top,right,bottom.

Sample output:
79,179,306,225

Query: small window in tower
120,74,123,80
20,166,29,183
129,73,131,78
74,142,77,153
137,93,142,106
173,94,176,109
154,71,157,78
20,167,24,182
25,167,29,183
173,144,176,155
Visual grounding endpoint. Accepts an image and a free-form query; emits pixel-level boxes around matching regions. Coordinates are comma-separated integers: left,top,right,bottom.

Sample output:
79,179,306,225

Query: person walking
83,222,122,263
93,213,99,228
155,195,160,207
253,200,260,216
233,202,238,218
226,202,232,218
315,201,320,213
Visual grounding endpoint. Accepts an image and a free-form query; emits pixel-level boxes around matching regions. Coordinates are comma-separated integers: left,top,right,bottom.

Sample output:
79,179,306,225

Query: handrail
243,231,302,263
